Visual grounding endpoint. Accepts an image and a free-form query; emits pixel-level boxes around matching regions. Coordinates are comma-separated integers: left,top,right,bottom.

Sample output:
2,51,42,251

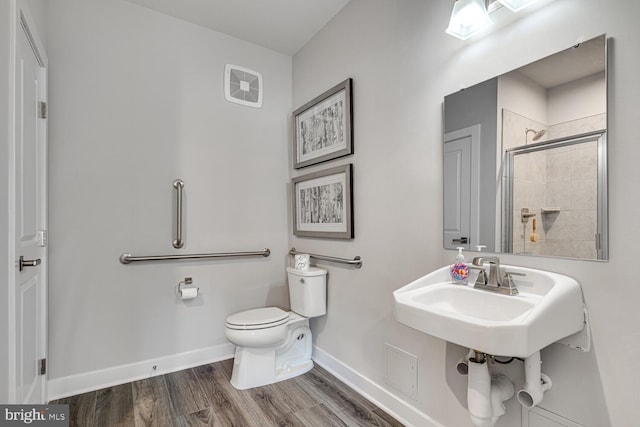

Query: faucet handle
504,271,526,280
502,271,524,295
469,265,487,286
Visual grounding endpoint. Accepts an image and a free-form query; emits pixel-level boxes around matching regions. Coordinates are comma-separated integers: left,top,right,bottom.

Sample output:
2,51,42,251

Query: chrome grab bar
119,248,270,264
173,179,184,248
289,248,362,268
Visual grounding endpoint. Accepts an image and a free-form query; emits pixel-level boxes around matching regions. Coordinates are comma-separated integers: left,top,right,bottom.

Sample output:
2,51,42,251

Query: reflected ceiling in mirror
443,34,607,260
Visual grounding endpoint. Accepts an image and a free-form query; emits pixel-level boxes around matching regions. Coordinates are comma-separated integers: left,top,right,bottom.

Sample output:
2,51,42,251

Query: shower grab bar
173,179,184,248
289,248,362,268
119,248,271,264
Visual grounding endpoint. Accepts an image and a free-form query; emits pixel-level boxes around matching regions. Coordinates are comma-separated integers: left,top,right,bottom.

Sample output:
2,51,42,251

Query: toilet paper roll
180,287,198,300
294,254,310,270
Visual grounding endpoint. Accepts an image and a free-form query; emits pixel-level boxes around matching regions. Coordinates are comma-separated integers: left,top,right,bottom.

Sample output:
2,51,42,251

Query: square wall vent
224,64,263,108
384,343,418,400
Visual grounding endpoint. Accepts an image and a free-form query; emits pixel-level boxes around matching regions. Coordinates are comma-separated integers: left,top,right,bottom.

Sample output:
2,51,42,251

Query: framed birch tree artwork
292,164,354,239
293,79,353,169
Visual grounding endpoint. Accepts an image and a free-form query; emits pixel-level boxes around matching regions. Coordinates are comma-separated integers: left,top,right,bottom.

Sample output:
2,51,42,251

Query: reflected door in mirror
444,125,481,250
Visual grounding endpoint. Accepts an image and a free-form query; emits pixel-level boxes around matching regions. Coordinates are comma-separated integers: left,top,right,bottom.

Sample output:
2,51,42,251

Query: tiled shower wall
504,109,604,258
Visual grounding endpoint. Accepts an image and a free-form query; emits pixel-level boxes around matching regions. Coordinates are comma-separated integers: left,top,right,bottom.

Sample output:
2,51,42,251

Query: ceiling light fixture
497,0,540,12
446,0,493,40
446,0,542,40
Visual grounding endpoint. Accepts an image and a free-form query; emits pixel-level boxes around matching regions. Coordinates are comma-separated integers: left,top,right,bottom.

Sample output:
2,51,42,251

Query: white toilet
224,267,327,390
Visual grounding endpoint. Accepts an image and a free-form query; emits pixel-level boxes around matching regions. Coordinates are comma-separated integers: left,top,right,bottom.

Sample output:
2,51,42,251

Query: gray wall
45,0,292,380
294,0,638,425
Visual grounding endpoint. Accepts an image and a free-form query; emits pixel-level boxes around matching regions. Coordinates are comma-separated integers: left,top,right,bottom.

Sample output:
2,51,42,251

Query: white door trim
7,0,48,403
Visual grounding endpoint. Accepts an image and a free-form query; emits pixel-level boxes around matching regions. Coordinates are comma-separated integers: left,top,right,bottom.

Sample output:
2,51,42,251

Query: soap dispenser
451,247,469,284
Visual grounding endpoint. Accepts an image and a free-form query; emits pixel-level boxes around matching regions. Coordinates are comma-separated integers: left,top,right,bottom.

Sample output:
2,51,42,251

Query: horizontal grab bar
289,248,362,269
120,248,271,264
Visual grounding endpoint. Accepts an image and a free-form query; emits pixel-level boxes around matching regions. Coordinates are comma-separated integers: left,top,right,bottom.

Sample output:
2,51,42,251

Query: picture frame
292,164,354,239
292,78,353,169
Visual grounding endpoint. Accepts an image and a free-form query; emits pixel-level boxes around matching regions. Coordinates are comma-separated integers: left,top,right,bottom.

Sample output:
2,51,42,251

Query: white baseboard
47,343,235,402
312,346,443,427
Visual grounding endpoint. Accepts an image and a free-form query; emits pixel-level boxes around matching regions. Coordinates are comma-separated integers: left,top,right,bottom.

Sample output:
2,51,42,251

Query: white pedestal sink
393,264,585,357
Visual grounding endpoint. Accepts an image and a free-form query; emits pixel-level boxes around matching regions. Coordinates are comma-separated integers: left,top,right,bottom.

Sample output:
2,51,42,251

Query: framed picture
292,164,354,239
292,78,353,169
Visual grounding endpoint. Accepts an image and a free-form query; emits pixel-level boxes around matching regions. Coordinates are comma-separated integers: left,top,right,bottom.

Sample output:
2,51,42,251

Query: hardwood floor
51,359,405,427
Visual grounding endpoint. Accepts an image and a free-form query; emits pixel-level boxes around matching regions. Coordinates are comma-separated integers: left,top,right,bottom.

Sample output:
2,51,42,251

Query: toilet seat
225,307,289,330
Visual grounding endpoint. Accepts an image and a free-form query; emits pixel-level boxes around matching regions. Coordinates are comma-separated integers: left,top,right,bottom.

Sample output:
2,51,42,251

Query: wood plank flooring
51,359,405,427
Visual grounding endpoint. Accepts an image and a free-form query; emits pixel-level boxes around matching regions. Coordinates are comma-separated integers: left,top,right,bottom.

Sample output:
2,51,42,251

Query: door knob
19,256,41,272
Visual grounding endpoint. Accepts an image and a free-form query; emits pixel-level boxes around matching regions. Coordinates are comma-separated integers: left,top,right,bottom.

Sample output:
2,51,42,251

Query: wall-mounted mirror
443,34,607,260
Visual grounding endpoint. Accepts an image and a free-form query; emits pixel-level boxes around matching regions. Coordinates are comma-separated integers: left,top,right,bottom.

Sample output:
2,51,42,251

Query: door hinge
37,230,48,247
39,358,46,375
38,101,47,119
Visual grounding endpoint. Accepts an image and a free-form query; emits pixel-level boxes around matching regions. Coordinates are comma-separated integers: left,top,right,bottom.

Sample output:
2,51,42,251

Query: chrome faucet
472,256,502,286
471,256,522,296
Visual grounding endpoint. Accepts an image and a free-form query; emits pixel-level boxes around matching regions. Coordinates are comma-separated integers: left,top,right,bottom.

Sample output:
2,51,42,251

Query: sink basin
393,265,585,357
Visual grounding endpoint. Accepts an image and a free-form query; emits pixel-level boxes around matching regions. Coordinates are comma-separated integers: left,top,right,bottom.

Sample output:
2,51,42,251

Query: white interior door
12,4,48,404
443,137,471,250
443,125,481,251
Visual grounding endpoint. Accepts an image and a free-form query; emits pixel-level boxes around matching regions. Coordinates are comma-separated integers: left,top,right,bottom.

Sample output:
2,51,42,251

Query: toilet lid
225,307,289,330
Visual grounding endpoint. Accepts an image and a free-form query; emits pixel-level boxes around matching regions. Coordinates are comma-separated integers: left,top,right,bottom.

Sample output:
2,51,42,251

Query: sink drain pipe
456,349,476,375
467,352,514,427
517,351,552,408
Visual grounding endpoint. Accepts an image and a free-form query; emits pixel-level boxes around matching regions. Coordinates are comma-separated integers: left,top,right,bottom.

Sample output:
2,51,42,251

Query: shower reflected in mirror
503,131,607,259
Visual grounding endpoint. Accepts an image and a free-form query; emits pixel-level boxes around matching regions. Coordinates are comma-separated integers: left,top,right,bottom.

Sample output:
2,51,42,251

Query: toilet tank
287,267,327,317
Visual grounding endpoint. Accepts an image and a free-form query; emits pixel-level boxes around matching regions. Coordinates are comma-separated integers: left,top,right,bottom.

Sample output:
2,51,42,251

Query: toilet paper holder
177,277,199,295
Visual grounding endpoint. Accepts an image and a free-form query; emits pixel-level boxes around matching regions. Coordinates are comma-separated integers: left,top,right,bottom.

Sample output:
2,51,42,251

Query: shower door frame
503,130,608,260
